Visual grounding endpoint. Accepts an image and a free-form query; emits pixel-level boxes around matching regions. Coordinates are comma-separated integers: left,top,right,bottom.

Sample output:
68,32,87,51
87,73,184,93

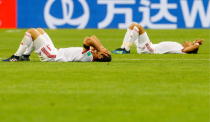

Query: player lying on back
3,28,111,62
112,23,203,54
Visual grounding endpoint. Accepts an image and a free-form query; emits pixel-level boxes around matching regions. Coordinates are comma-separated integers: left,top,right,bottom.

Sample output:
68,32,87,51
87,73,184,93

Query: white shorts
34,35,58,62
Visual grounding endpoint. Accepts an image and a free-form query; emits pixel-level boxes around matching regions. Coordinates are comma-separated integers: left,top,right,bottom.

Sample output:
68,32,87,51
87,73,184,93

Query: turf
0,29,209,122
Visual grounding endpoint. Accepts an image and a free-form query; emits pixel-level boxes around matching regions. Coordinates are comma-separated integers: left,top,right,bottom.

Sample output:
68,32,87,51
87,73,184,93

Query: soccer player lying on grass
3,28,111,62
112,23,203,54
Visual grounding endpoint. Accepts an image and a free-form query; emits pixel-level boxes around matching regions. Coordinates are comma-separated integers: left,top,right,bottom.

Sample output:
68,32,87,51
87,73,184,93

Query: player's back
56,47,93,62
153,41,184,54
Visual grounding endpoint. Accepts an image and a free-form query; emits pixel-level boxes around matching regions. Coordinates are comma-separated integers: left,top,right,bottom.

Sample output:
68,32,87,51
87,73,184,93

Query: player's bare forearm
83,36,104,51
182,39,203,53
89,35,105,51
182,44,199,53
83,35,110,56
90,36,110,56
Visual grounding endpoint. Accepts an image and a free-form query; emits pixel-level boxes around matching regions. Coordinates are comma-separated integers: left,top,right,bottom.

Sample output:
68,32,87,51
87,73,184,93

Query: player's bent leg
33,34,58,62
2,30,34,61
124,23,154,54
112,23,142,54
37,28,54,45
135,26,154,54
19,28,42,61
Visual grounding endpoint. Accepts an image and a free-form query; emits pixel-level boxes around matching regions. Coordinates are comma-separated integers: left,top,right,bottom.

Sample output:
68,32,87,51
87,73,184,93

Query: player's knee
26,28,41,40
26,28,36,33
129,23,139,29
129,23,145,34
36,28,45,34
26,28,36,36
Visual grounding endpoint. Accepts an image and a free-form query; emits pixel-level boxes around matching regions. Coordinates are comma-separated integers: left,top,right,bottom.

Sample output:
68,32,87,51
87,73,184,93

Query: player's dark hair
83,44,90,50
186,48,199,54
95,54,112,62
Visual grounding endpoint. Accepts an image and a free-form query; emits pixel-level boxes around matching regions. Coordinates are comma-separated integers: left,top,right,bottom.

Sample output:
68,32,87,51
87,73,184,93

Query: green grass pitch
0,29,209,122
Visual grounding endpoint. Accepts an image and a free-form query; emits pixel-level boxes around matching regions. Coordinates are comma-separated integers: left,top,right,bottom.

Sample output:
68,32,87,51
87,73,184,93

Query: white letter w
181,0,210,28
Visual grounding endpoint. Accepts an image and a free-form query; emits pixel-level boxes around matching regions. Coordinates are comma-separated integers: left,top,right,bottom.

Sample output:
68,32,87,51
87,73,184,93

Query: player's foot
2,55,21,61
21,55,30,61
112,48,130,54
2,55,30,61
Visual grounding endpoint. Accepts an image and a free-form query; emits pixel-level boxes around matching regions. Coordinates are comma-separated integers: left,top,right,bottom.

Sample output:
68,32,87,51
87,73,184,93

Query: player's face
92,51,104,60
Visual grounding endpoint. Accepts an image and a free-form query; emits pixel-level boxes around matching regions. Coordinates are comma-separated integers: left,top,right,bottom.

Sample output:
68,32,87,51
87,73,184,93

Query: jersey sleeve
80,51,93,62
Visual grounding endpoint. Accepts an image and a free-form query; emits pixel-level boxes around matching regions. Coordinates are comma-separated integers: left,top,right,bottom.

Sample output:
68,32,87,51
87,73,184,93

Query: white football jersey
153,42,184,54
55,47,93,62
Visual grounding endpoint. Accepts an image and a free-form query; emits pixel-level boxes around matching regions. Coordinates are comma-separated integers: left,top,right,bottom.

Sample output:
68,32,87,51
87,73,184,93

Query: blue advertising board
17,0,210,29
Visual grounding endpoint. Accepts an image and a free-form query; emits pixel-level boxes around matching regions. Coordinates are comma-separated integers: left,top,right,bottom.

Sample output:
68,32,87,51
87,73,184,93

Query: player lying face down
112,23,203,54
3,28,111,62
83,35,111,62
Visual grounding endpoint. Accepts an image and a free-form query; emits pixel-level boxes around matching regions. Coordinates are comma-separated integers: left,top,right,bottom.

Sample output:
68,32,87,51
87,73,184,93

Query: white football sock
124,26,139,51
23,42,34,55
121,29,131,49
14,32,33,56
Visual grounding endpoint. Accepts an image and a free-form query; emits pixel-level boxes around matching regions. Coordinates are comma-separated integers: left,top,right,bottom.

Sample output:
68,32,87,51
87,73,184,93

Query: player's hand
195,39,203,45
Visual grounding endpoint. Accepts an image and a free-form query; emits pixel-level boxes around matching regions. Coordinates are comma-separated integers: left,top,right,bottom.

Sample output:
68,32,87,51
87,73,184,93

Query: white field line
114,58,210,61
